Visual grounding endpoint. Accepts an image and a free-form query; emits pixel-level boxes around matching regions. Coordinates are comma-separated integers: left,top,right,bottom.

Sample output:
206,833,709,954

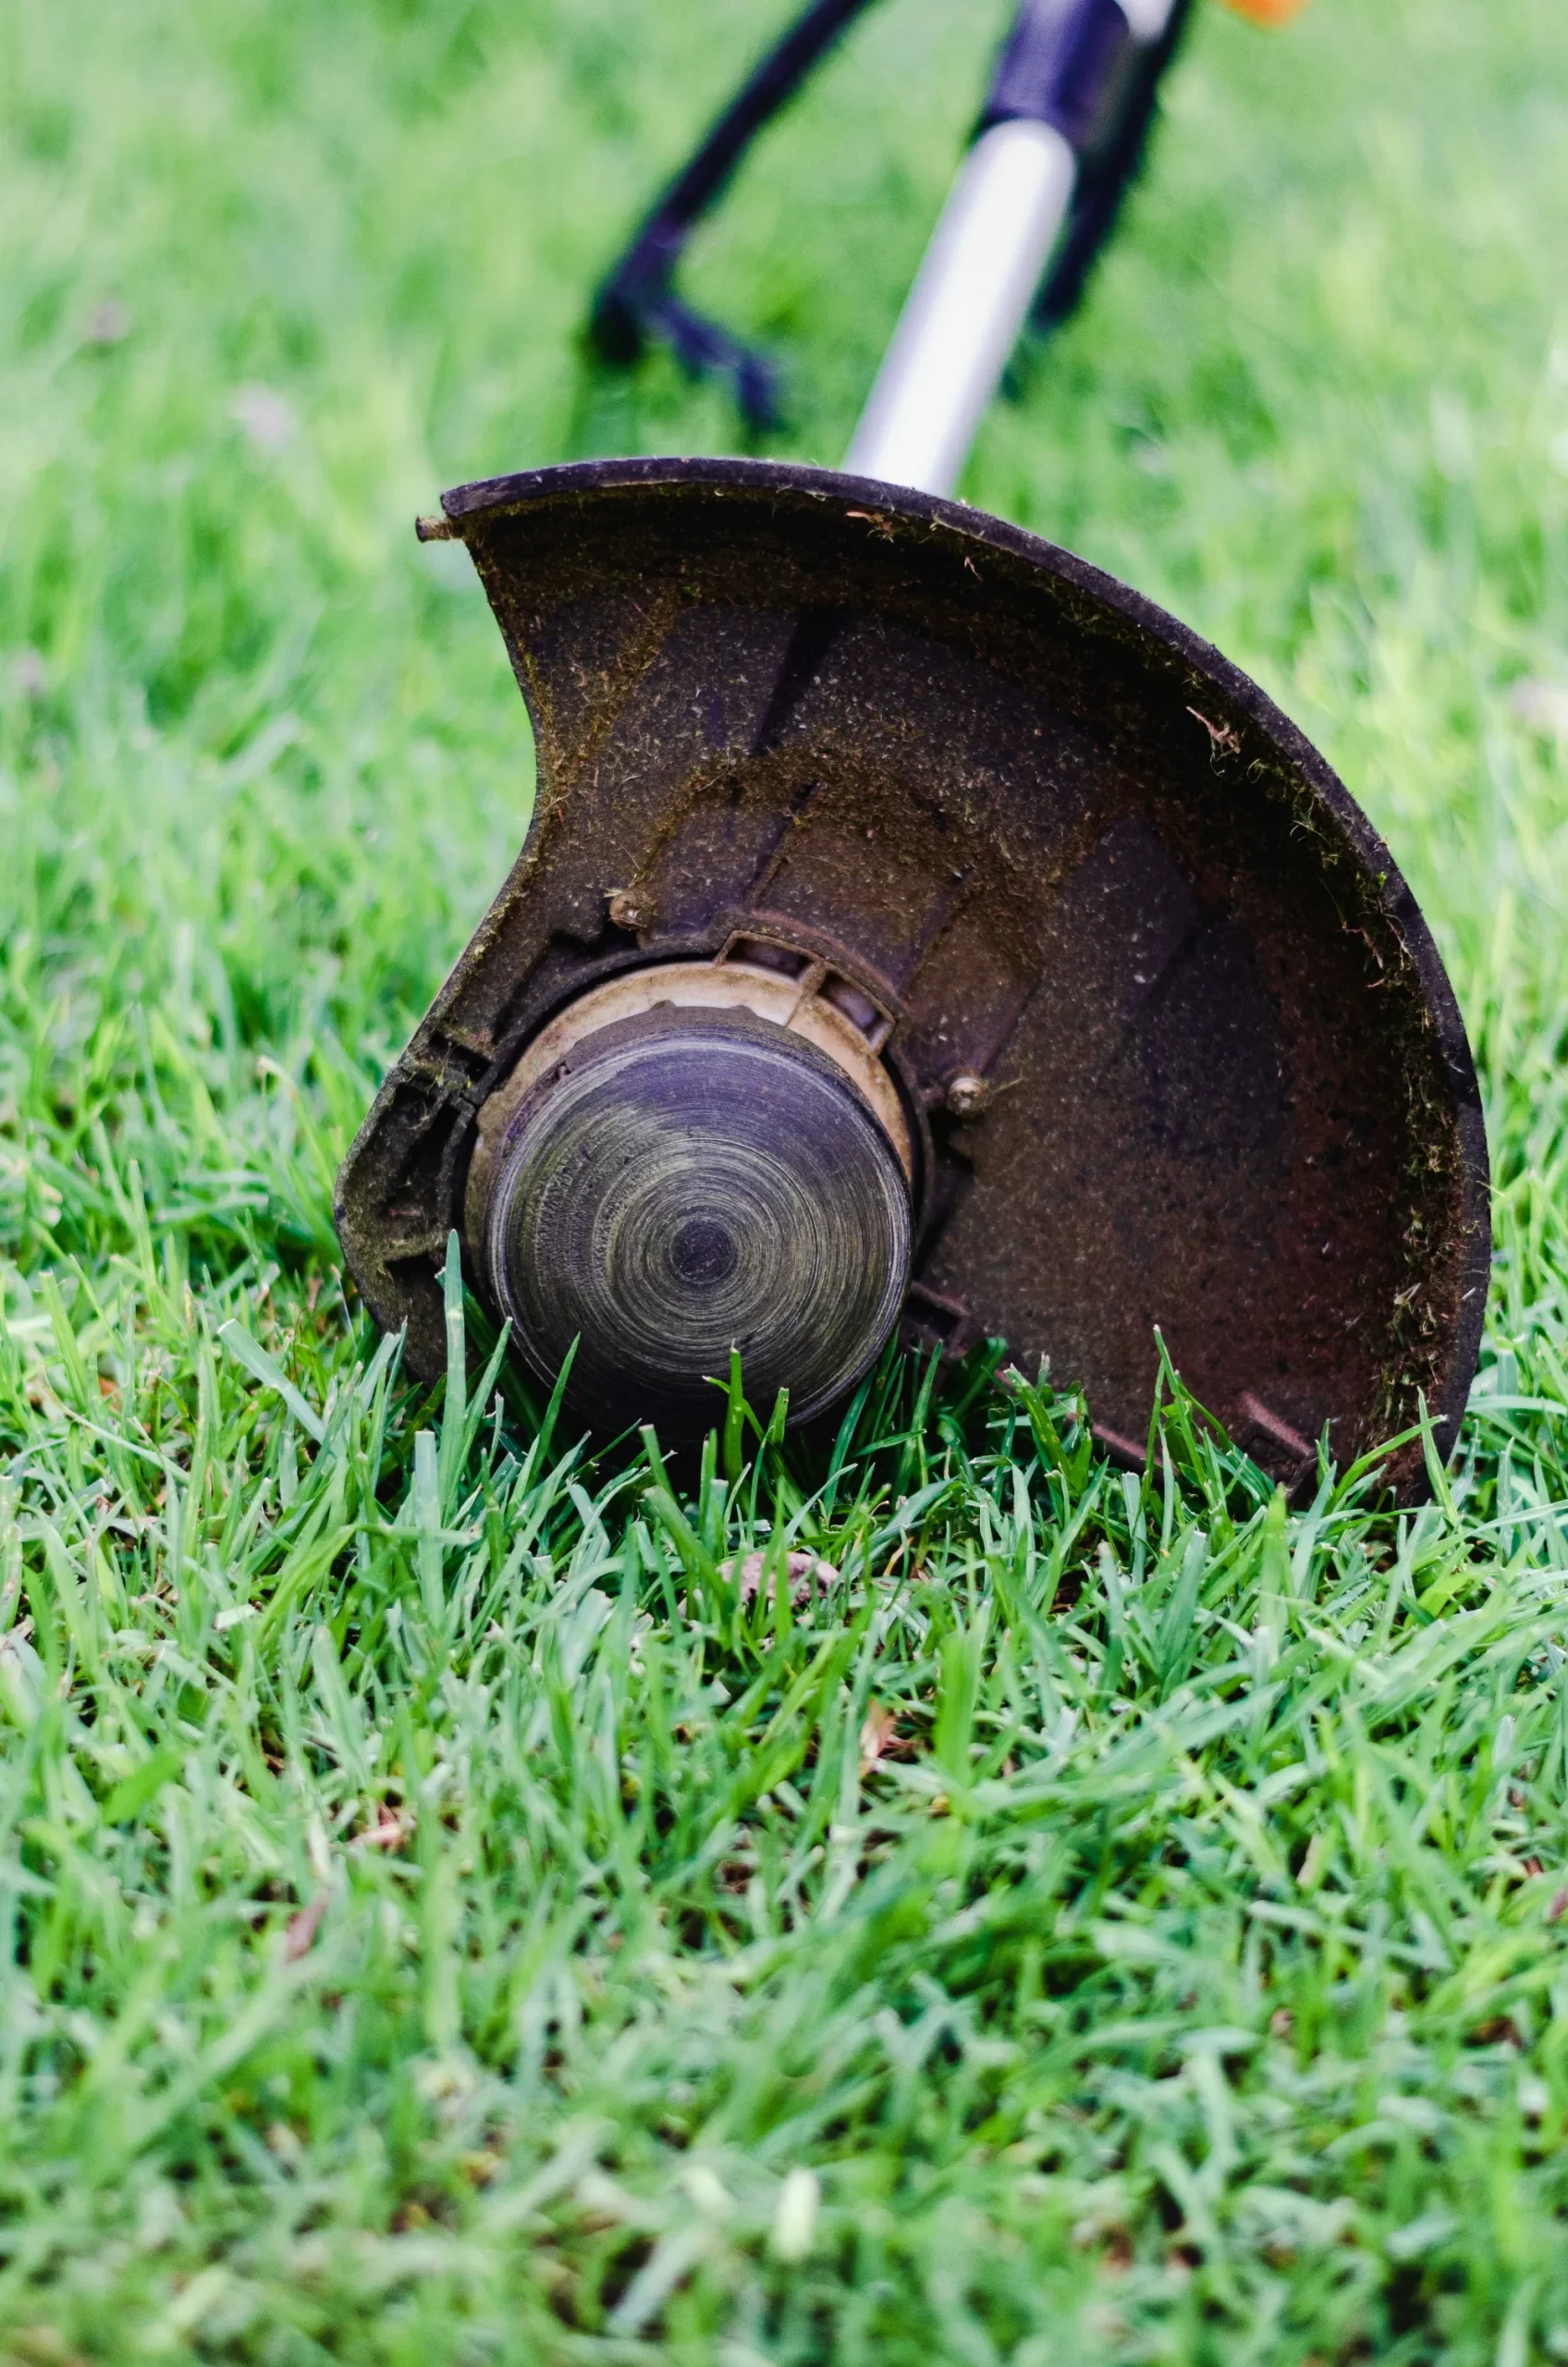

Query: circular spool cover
482,1004,911,1441
335,457,1489,1499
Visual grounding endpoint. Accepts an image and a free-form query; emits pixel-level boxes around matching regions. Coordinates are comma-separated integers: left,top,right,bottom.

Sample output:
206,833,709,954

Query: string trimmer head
336,457,1488,1496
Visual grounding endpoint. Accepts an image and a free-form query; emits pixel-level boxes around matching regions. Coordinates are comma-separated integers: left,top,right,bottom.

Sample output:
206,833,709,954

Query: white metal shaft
843,116,1076,497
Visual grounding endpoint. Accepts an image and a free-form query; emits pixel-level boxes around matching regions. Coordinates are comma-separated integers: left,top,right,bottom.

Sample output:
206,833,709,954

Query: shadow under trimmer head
335,455,1489,1500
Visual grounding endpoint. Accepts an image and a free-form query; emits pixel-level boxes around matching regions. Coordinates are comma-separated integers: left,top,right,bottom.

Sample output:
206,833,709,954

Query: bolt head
946,1073,990,1119
607,886,654,933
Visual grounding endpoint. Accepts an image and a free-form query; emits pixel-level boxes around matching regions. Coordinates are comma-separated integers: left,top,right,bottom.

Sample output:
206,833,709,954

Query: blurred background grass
5,0,1568,2357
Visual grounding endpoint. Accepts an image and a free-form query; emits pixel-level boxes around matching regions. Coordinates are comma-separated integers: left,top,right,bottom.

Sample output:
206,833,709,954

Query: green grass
4,0,1568,2356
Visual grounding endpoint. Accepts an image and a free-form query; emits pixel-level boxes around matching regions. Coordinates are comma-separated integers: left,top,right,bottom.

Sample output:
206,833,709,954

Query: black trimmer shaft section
589,0,880,430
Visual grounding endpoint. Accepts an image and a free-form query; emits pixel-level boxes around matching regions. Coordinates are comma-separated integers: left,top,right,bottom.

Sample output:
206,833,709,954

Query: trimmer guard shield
336,457,1488,1498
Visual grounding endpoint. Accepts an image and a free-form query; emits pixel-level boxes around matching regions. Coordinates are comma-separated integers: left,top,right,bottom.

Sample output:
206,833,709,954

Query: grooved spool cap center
483,1004,913,1441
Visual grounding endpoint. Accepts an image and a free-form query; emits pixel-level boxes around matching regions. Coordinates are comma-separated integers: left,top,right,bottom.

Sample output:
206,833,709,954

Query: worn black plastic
339,456,1491,1499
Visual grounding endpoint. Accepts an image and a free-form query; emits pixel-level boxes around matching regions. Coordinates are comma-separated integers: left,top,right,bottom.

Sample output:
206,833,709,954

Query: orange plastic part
1216,0,1313,23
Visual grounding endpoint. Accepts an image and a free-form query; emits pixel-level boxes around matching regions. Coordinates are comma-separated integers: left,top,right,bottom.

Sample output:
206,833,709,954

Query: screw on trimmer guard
336,0,1488,1501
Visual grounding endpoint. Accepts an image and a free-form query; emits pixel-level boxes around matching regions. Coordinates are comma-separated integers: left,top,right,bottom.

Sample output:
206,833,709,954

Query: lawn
3,0,1568,2357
